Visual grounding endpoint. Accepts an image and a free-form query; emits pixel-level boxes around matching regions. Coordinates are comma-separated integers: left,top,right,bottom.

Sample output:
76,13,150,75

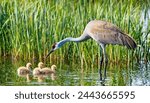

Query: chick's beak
45,49,54,59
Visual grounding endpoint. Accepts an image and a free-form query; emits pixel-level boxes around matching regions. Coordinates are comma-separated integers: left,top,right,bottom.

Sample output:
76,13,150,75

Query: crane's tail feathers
123,34,137,49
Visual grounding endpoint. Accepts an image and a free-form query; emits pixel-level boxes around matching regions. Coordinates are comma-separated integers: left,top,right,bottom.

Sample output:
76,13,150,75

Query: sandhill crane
46,20,137,80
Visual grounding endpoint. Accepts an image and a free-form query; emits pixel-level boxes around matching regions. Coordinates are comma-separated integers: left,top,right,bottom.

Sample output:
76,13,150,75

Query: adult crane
46,20,137,80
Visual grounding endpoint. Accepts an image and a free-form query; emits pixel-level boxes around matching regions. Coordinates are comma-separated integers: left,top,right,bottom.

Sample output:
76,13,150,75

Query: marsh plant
0,0,149,65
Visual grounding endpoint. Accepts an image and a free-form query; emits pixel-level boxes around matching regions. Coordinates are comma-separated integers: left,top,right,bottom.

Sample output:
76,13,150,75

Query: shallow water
0,58,149,86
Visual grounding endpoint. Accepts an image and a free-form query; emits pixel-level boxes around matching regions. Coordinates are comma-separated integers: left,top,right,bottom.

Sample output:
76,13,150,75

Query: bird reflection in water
33,72,57,83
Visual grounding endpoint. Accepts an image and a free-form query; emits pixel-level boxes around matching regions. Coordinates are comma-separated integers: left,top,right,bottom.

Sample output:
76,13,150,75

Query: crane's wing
85,20,137,49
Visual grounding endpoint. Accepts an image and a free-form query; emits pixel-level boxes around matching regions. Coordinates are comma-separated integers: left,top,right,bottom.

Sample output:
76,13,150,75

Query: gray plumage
83,20,137,49
46,20,137,80
46,20,137,58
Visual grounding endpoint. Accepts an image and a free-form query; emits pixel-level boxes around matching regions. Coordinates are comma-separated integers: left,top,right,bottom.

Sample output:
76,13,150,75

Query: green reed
0,0,149,65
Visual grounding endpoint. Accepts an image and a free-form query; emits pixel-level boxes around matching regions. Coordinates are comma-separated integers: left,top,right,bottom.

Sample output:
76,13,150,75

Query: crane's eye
52,43,56,49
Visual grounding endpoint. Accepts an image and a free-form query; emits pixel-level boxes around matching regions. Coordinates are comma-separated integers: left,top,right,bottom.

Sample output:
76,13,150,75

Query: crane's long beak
45,49,54,59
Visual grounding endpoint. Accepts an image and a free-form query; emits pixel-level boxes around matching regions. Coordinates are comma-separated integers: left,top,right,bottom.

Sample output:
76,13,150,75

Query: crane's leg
99,46,103,81
100,44,108,80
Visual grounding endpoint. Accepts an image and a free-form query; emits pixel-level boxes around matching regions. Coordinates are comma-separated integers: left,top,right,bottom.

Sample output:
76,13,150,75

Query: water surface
0,57,149,86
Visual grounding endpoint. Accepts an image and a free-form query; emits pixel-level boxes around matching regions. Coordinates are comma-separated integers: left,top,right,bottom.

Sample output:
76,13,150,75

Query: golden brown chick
33,62,44,76
40,65,57,75
17,63,32,76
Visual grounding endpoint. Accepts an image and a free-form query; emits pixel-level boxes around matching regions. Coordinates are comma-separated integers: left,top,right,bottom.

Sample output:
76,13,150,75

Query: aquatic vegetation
0,0,149,65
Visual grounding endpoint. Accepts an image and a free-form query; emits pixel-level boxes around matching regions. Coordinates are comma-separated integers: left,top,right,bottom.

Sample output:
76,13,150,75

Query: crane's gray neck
57,33,90,48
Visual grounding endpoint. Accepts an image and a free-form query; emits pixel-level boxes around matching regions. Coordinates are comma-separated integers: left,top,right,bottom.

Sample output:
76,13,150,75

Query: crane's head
46,38,68,58
46,42,59,58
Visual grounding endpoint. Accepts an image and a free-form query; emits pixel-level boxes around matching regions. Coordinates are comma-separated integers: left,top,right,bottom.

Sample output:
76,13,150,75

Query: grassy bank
0,0,149,65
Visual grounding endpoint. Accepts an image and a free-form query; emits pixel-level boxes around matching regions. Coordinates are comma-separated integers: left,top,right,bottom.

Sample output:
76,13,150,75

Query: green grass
0,0,149,65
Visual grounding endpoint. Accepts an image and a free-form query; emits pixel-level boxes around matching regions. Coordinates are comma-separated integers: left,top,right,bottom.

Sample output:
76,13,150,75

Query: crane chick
40,65,57,75
17,63,32,76
33,62,44,76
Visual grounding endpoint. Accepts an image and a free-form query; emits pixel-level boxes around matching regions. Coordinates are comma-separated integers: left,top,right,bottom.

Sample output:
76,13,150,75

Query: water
140,9,150,45
0,57,149,86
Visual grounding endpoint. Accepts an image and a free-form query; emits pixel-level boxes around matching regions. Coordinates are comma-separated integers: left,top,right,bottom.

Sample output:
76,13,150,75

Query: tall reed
0,0,149,65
